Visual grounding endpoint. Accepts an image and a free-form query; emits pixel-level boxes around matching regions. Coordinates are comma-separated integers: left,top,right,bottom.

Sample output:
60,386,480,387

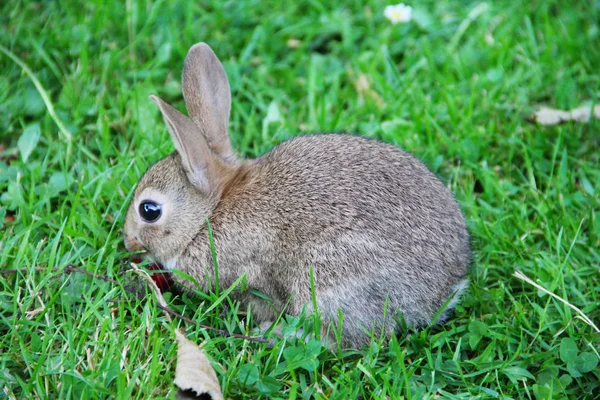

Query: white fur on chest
163,256,178,271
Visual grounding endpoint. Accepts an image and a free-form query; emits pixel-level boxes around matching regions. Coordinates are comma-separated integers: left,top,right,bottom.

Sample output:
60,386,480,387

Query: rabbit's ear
150,95,218,193
182,43,236,163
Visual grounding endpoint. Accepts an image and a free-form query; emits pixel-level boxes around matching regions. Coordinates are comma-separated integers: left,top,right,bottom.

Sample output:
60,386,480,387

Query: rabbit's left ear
182,43,236,164
150,94,219,194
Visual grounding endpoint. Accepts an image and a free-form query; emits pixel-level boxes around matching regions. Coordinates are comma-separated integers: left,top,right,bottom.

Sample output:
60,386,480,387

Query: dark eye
139,201,161,223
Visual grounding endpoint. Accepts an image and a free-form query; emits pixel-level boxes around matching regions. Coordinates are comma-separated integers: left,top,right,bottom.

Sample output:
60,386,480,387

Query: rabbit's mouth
123,232,145,253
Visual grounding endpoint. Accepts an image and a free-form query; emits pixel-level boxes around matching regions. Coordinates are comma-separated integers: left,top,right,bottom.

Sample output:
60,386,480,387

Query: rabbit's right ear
182,43,236,164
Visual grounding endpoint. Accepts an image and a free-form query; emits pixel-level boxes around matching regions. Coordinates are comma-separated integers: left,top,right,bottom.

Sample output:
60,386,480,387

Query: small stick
1,264,269,343
1,266,118,285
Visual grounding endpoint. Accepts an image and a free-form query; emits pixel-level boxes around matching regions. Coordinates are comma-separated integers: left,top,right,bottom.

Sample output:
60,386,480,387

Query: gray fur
123,43,471,348
182,43,236,163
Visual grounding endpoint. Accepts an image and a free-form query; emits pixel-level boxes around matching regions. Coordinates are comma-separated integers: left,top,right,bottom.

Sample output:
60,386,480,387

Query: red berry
130,256,173,292
131,255,144,264
147,262,173,292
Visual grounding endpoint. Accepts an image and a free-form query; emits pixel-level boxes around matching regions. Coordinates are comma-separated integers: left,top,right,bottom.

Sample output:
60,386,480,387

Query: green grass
1,0,599,398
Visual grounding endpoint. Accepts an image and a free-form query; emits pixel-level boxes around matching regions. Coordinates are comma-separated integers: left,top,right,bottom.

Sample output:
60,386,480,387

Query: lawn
1,0,599,398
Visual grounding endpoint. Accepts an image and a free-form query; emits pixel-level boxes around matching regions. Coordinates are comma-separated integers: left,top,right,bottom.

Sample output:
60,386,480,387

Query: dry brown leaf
129,263,224,399
287,38,301,48
353,73,385,109
174,329,224,400
531,105,600,125
0,144,18,165
25,306,45,319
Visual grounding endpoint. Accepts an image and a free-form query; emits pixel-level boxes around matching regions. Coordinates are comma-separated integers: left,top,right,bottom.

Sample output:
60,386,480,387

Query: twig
156,304,267,342
1,264,269,343
2,266,116,283
513,270,600,333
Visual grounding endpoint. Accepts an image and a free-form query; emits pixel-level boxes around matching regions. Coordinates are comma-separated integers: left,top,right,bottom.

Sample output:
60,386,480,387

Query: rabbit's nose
124,236,145,252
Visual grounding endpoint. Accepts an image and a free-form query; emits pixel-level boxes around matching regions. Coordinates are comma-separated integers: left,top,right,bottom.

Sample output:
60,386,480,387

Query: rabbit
123,42,471,349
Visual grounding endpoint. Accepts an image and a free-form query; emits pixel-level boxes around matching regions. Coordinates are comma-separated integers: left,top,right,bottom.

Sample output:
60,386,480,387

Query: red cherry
147,262,173,292
130,256,173,292
131,255,144,264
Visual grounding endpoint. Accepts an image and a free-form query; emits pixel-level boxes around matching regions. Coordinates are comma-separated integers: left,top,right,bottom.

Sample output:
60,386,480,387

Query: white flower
384,3,413,24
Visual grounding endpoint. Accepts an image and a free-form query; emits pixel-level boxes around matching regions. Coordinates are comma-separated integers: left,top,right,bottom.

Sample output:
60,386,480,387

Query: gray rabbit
123,43,471,348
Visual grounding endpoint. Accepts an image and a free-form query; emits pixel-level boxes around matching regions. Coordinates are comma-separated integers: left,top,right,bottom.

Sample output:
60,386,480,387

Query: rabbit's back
209,134,469,345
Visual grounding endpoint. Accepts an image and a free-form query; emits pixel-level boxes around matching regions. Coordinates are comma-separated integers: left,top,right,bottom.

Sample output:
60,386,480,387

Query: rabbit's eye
139,201,161,223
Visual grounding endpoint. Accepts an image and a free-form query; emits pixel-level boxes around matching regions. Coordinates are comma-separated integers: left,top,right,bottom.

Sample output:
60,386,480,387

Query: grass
1,0,599,398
